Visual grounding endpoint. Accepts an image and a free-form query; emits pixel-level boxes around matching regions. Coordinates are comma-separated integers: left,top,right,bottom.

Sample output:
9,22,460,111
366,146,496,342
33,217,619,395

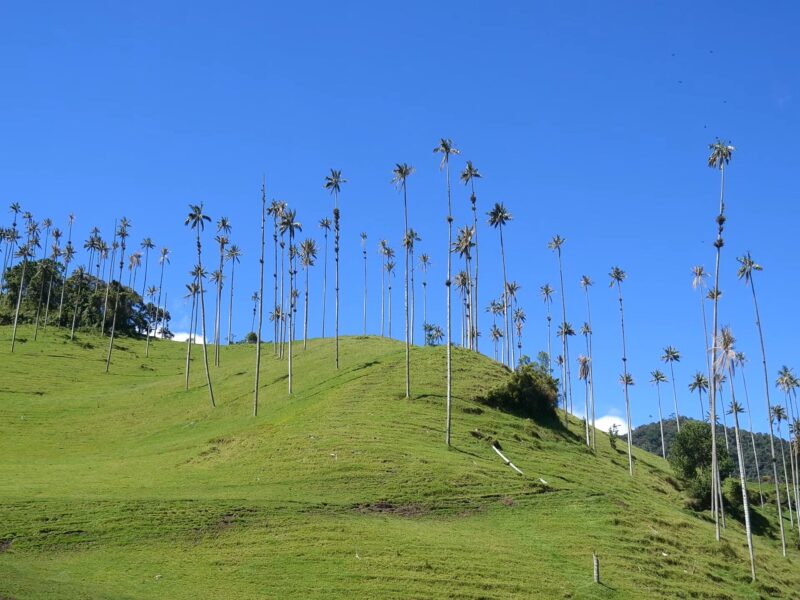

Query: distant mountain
631,417,790,483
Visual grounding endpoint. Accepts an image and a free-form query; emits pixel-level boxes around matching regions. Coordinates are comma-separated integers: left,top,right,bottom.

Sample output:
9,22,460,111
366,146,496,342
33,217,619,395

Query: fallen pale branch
492,444,524,475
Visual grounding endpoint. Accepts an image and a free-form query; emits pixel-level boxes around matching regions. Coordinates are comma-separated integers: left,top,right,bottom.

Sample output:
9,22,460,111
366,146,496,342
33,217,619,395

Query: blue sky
1,1,798,434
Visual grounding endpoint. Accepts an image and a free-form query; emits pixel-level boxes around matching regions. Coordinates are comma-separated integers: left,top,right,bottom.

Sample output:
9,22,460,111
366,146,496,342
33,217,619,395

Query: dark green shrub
477,361,558,421
668,421,734,509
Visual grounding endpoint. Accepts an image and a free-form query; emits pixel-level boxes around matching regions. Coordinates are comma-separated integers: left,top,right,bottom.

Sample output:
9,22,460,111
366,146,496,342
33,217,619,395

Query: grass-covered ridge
1,326,798,599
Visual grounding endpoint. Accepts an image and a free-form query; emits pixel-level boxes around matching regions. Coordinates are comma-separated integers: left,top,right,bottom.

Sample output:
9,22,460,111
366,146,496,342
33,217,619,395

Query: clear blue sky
2,1,798,434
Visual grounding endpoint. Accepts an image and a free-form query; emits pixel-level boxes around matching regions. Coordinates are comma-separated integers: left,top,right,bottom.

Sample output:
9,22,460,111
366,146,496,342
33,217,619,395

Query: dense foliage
477,357,558,421
0,259,171,338
667,421,734,509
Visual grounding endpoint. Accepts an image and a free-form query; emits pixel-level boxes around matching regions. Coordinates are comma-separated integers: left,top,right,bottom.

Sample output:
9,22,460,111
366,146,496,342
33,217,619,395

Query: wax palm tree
213,217,231,366
69,265,86,340
549,235,572,425
580,275,596,449
299,238,317,350
254,189,267,413
251,291,259,334
360,232,367,335
153,247,170,341
184,204,215,407
268,201,286,349
773,404,794,531
540,283,554,375
378,240,389,336
128,251,142,290
453,225,475,350
489,323,503,359
56,213,75,325
578,355,591,446
319,217,332,337
488,202,512,368
557,321,576,416
140,237,155,299
455,271,471,346
144,285,158,357
737,251,786,554
105,218,130,373
184,280,199,390
706,138,734,540
10,243,35,351
434,138,461,446
393,162,415,398
420,253,431,327
41,230,62,333
324,169,346,369
386,257,395,338
280,209,302,394
650,370,668,459
513,307,526,361
689,372,709,420
460,160,482,349
406,229,421,345
225,244,241,344
100,224,118,334
661,346,682,432
506,281,521,364
32,217,52,340
735,352,765,506
776,367,799,533
610,266,633,475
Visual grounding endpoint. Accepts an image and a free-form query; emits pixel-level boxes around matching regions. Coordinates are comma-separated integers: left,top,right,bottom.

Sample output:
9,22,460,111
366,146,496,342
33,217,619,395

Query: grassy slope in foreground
0,325,797,599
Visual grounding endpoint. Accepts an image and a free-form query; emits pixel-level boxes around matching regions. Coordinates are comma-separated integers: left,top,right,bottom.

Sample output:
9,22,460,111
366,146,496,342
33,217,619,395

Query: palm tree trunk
740,367,765,506
254,185,266,415
750,275,786,555
498,228,509,371
616,281,633,476
668,362,681,432
273,219,278,351
303,265,309,350
334,200,340,370
42,268,55,334
10,255,30,352
101,238,116,334
362,243,367,336
195,233,215,407
471,182,479,352
422,281,427,329
731,387,756,581
380,256,385,337
445,160,453,447
410,248,415,346
141,247,149,299
186,289,197,390
583,287,596,451
403,183,410,399
556,249,569,422
718,385,731,453
214,244,224,366
322,228,328,338
227,258,235,345
656,383,666,459
154,259,166,345
288,231,295,394
70,272,82,340
105,241,127,373
777,421,793,529
388,280,392,338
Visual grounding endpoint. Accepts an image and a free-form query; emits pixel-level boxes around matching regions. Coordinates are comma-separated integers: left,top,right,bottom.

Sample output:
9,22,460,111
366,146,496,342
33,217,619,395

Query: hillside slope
1,326,798,599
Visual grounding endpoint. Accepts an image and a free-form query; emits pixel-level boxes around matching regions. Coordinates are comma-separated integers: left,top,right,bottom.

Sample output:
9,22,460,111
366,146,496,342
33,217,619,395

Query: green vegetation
2,326,800,599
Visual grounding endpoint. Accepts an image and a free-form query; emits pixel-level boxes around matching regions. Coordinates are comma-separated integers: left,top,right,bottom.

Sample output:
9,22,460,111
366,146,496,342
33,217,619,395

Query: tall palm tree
420,253,431,327
226,244,241,345
268,201,286,349
378,240,389,336
513,307,526,361
32,217,52,340
580,275,596,450
299,238,317,350
251,291,259,334
254,186,267,414
213,217,231,366
386,257,395,338
407,229,420,346
460,160,482,350
324,169,346,369
557,321,576,415
10,242,35,352
737,251,786,555
689,372,708,421
434,138,461,447
455,271,471,346
661,346,682,432
42,229,62,333
730,399,757,580
184,204,215,407
392,162,415,399
549,236,572,423
185,280,199,390
317,217,331,338
128,251,142,290
773,405,794,531
540,284,554,375
706,138,734,541
489,322,503,360
578,355,591,446
69,265,86,341
100,222,118,334
105,218,130,372
154,247,170,342
506,281,520,364
140,237,155,299
610,266,633,476
734,352,765,506
488,202,512,369
57,213,75,325
453,225,475,350
650,370,668,459
144,285,158,357
1,203,21,286
777,367,800,539
280,209,302,394
360,231,367,335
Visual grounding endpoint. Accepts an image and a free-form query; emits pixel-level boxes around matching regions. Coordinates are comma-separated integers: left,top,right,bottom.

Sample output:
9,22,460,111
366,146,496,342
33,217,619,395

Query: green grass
0,325,798,599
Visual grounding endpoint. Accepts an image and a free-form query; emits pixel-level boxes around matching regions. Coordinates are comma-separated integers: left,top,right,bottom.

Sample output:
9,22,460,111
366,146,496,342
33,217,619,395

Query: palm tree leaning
299,238,317,350
661,346,682,432
650,370,668,459
610,266,633,476
324,169,346,369
225,244,241,344
434,138,461,447
737,251,786,555
105,218,130,372
184,204,215,408
706,138,734,541
460,160,482,350
392,162,415,399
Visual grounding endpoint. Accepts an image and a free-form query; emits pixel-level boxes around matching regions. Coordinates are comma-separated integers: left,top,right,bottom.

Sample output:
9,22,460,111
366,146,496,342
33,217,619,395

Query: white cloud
170,332,207,344
594,415,628,435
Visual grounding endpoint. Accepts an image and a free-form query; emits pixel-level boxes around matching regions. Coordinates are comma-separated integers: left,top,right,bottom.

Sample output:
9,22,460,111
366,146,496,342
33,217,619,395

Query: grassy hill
1,325,798,599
